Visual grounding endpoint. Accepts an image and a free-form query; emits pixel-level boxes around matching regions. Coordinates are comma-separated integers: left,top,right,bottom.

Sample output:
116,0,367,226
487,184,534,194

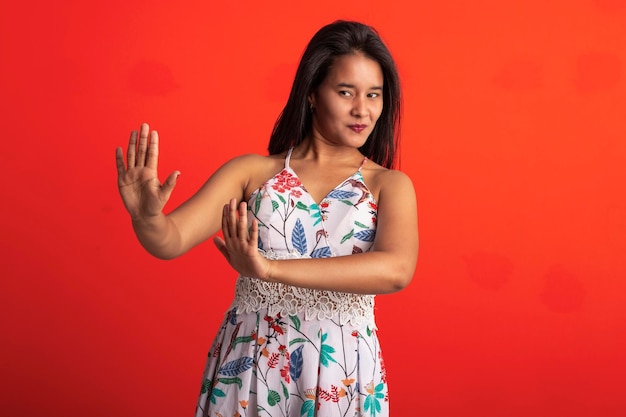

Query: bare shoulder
215,153,282,173
221,152,278,166
362,161,415,202
219,153,286,199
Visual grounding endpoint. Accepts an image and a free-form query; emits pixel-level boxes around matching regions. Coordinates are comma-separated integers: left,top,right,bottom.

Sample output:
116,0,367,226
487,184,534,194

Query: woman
116,20,418,417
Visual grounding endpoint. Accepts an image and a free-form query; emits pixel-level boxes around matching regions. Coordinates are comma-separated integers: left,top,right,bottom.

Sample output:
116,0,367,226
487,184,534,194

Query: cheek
319,102,344,123
372,104,384,122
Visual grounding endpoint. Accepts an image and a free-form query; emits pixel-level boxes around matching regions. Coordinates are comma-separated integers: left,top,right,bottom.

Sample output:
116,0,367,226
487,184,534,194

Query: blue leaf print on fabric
310,247,332,258
290,345,304,382
354,229,376,242
218,357,254,376
327,190,358,199
291,218,307,254
228,309,237,325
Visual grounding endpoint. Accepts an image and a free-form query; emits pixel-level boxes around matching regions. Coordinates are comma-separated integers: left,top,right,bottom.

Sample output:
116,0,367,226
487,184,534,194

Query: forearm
266,251,416,295
131,213,183,260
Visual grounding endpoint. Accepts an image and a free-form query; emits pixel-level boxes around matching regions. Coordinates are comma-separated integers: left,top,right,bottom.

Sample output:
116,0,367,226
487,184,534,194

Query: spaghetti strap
358,156,368,172
285,147,294,169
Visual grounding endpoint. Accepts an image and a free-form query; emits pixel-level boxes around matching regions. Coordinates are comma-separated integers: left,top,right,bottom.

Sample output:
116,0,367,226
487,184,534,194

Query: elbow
388,253,418,293
142,244,180,260
388,272,413,293
153,252,177,261
384,263,415,293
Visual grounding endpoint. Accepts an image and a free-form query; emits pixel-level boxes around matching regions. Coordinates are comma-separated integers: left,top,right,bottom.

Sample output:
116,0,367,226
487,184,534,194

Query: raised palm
115,123,179,220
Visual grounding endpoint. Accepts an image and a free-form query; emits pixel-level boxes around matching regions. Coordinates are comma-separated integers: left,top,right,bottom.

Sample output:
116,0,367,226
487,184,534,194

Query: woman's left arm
213,170,418,294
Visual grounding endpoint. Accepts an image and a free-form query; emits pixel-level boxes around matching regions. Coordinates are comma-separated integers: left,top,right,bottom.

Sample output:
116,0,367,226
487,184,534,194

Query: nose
351,96,366,118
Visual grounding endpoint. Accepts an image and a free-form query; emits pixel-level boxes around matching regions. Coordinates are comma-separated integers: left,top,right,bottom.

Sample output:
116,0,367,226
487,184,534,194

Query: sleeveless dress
195,149,388,417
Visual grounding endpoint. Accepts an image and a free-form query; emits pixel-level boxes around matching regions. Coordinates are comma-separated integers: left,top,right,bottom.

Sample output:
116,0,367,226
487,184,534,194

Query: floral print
195,149,387,417
271,169,303,198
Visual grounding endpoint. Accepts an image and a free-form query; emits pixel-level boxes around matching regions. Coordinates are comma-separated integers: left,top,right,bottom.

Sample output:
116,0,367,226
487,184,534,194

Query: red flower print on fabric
271,170,303,197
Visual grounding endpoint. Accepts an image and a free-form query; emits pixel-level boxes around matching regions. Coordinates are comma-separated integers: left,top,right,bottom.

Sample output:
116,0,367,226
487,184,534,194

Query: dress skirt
195,307,388,417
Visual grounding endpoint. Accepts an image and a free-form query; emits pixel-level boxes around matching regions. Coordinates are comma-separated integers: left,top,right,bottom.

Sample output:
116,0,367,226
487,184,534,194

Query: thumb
213,236,230,261
160,170,180,200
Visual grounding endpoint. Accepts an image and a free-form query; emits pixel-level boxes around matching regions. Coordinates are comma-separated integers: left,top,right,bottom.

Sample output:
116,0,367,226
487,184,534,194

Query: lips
348,124,367,133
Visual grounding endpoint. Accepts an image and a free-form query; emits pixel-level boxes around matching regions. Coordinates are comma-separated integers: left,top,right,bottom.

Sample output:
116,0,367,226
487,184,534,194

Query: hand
115,123,180,220
213,199,272,280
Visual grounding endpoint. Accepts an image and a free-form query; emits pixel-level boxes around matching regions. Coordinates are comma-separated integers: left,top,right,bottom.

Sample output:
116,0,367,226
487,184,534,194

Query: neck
293,137,364,164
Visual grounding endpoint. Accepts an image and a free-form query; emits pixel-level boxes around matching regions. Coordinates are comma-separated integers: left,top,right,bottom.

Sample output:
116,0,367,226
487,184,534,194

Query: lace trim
230,250,377,328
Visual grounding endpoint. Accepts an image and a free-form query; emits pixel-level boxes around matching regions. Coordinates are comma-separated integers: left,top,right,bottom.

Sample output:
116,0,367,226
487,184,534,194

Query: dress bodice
249,148,378,258
230,148,379,327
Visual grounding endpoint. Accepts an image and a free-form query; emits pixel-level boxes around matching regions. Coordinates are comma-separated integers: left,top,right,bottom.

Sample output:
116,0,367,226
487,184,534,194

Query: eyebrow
336,82,383,90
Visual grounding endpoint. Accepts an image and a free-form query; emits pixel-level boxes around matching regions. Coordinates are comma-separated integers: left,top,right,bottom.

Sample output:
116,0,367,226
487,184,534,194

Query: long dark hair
268,20,402,169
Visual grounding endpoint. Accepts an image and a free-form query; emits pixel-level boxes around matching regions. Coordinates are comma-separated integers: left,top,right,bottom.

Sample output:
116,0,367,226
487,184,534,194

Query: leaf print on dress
267,389,281,406
291,218,307,254
300,399,316,417
310,246,332,258
354,220,369,229
364,381,386,417
219,357,255,376
354,229,376,242
326,190,358,200
210,386,226,405
342,177,371,206
310,202,323,225
320,332,338,367
289,315,301,331
218,376,243,389
201,379,226,405
290,345,304,382
295,201,310,213
340,229,355,244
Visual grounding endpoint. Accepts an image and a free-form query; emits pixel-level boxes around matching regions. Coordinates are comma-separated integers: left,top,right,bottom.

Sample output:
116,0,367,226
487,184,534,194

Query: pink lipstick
349,124,367,133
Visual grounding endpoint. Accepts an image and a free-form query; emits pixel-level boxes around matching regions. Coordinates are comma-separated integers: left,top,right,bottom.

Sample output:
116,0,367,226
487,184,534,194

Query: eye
368,92,380,98
339,90,352,97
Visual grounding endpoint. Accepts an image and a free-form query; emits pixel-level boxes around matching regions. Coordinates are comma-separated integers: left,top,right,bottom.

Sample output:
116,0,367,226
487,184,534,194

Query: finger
237,201,248,241
227,198,239,240
115,147,126,177
160,170,180,202
221,204,231,239
127,130,138,167
249,218,259,248
136,123,149,167
145,130,159,169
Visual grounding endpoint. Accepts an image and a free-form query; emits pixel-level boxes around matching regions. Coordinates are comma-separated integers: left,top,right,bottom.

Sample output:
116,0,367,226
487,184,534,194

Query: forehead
325,53,383,85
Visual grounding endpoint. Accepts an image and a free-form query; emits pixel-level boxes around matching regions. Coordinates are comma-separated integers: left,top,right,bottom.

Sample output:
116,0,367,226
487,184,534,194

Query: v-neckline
283,147,369,206
284,165,364,207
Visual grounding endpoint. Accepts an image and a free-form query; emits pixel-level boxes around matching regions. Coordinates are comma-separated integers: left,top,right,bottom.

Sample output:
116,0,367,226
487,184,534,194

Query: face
309,53,384,149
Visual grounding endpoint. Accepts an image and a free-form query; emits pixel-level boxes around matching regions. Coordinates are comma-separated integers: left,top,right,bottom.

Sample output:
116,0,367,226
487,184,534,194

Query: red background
1,0,625,416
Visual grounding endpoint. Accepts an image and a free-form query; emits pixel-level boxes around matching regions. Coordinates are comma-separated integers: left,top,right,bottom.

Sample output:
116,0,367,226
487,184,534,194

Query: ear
308,91,316,109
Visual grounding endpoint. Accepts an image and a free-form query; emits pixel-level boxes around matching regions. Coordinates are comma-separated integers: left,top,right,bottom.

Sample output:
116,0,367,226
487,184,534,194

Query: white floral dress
195,148,388,417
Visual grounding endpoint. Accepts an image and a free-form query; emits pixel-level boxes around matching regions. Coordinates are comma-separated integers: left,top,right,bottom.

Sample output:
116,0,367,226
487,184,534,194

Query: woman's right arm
115,123,257,259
